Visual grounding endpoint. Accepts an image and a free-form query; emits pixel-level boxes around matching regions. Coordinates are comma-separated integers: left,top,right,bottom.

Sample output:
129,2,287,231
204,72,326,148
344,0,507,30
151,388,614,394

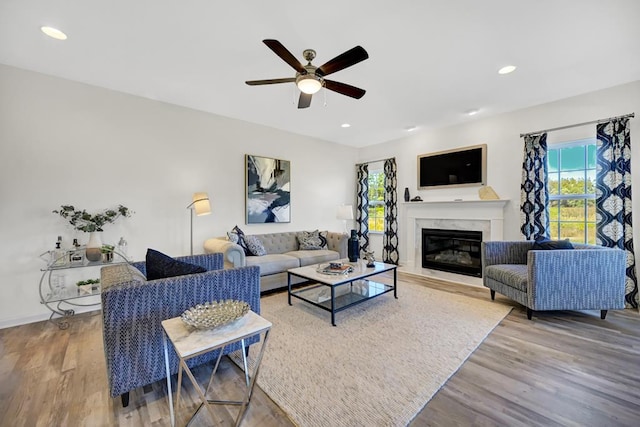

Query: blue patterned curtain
596,118,637,308
520,133,550,240
383,158,399,264
356,164,370,252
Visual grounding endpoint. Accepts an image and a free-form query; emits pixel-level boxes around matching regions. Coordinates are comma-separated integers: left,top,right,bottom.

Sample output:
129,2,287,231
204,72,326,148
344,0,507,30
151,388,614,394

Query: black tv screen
418,144,486,189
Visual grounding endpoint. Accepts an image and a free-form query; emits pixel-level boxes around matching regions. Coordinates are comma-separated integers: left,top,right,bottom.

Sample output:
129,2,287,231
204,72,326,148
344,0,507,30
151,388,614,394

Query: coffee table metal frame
287,260,398,326
161,311,272,427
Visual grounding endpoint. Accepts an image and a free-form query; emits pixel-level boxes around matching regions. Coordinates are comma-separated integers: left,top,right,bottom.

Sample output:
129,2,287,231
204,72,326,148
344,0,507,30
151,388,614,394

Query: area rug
231,281,512,427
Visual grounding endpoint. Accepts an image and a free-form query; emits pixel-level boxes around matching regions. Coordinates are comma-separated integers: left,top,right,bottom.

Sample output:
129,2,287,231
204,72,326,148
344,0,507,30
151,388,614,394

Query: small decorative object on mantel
404,187,410,202
363,249,376,268
53,204,133,262
410,196,423,202
478,185,500,200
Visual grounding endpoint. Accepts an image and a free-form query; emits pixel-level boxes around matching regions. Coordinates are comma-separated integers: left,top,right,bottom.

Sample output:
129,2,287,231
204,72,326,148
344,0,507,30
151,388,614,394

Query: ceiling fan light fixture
296,75,322,94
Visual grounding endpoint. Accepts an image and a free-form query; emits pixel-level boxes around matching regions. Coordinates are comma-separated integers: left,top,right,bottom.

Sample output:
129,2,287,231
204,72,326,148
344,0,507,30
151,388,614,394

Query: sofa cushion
146,248,207,280
485,264,528,292
532,237,574,250
245,254,300,276
286,250,340,267
296,230,327,250
245,235,267,256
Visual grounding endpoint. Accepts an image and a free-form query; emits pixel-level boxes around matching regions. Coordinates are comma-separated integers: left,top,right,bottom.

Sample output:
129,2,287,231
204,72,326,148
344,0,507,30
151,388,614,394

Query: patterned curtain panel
383,158,399,264
356,163,370,251
596,118,638,308
520,133,550,240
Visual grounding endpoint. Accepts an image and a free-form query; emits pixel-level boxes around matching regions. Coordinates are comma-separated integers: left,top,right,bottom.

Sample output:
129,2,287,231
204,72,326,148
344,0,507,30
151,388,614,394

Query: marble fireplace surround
399,199,509,286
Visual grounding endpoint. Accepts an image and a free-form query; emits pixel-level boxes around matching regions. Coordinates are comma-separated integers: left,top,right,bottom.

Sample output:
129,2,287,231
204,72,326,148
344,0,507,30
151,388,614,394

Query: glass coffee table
287,259,397,326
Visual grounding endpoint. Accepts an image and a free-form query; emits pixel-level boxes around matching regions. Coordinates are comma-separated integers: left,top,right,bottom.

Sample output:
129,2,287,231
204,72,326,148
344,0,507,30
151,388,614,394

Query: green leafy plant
53,205,133,232
100,244,115,254
76,278,100,287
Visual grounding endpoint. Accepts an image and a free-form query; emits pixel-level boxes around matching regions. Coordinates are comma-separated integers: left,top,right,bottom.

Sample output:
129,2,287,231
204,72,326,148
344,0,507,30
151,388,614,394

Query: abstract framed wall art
246,154,291,223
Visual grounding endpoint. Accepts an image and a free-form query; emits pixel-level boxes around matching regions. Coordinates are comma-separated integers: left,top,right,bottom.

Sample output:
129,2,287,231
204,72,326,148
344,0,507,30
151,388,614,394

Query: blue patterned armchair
100,253,261,407
482,241,626,319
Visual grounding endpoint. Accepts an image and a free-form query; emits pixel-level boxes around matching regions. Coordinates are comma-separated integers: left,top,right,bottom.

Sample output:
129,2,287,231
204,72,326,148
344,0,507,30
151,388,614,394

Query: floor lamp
336,205,354,234
187,192,211,255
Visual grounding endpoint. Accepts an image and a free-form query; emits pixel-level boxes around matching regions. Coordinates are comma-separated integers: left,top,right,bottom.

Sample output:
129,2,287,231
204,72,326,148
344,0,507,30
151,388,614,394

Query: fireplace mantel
399,199,510,286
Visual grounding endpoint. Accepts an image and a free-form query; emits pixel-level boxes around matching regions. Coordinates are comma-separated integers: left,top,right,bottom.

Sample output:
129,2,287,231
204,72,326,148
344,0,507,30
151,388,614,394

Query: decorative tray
316,262,354,276
181,299,250,330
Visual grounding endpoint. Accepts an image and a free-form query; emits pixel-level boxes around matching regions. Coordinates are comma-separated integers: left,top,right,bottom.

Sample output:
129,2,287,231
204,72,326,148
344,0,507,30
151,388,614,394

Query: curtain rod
356,156,396,166
519,112,635,138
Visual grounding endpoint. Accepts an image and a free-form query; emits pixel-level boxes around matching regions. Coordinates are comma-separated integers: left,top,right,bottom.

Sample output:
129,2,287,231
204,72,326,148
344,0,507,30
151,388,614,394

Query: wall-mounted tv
417,144,487,189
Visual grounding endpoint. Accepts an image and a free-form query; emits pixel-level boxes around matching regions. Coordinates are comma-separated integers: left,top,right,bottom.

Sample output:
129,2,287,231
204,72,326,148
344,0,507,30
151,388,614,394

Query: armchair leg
245,344,250,357
490,290,495,301
121,392,130,407
526,308,533,320
601,310,608,320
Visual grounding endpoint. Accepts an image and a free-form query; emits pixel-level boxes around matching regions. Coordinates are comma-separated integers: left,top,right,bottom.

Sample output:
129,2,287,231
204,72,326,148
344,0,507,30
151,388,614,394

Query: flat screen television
417,144,487,189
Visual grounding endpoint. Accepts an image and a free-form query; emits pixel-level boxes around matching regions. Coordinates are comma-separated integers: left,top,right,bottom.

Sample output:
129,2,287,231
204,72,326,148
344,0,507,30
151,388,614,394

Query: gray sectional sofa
204,231,348,292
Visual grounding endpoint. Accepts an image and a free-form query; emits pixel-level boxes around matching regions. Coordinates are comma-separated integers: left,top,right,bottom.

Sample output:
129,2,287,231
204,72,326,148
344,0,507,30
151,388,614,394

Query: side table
162,311,271,427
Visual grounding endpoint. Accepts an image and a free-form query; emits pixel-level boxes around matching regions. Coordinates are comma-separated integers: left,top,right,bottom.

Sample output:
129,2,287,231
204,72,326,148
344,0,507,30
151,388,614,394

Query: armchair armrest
482,241,533,267
527,248,626,310
204,237,245,268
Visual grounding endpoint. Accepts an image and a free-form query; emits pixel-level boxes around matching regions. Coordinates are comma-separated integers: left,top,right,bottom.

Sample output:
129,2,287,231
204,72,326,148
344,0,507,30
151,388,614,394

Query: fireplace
422,228,482,277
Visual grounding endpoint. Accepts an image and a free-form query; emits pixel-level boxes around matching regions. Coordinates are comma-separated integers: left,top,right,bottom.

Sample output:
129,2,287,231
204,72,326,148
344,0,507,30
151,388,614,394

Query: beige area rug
232,282,512,427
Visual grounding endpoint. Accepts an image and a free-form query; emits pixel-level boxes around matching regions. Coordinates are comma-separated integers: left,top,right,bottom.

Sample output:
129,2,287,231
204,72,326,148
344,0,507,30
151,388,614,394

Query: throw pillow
531,237,574,250
228,225,250,255
297,230,328,250
145,248,207,280
244,235,267,256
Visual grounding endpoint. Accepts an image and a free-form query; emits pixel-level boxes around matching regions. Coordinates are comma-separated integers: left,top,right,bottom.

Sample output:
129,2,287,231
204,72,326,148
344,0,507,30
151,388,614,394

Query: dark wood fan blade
316,46,369,77
298,92,312,109
324,80,366,99
245,78,296,86
263,39,306,74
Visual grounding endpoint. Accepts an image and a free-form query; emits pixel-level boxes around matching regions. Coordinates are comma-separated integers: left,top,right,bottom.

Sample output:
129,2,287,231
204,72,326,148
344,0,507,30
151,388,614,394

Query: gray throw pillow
297,230,328,250
245,235,267,256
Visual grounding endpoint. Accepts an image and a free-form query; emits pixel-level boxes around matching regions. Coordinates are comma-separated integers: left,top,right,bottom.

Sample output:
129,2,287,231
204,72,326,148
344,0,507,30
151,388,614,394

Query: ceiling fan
245,39,369,109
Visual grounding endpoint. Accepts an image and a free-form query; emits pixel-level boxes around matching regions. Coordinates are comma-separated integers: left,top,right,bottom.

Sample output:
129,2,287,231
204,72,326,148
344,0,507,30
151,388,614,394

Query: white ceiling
1,0,639,148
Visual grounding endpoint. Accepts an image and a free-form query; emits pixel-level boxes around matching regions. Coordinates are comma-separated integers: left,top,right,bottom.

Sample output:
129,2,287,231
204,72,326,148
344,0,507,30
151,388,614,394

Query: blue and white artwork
246,155,291,223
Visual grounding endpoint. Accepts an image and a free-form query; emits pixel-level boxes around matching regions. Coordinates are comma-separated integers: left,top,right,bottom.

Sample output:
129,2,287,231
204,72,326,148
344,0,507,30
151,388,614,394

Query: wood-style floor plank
1,274,639,426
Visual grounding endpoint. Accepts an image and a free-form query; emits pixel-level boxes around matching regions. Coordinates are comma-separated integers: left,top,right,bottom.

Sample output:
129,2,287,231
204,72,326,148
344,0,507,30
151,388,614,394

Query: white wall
0,64,358,328
358,80,640,263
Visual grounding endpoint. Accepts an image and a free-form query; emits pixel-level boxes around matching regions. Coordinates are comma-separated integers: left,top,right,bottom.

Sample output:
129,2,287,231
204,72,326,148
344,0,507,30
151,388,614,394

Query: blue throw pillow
145,248,207,280
531,237,574,250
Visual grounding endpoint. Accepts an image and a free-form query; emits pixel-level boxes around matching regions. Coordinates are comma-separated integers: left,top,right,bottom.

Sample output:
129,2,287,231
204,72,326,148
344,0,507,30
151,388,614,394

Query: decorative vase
348,230,360,262
404,187,410,202
85,232,102,262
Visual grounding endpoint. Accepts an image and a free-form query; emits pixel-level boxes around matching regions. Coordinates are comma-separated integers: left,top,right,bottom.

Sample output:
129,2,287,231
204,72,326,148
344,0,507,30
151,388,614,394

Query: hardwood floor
1,275,638,426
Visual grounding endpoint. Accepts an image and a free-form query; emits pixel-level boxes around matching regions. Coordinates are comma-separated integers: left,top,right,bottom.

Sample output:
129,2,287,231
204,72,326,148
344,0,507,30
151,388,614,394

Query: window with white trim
368,170,385,233
547,138,596,244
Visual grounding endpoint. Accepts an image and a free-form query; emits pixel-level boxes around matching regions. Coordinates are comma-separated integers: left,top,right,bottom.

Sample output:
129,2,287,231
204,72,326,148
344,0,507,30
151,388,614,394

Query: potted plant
53,205,133,262
76,278,100,295
101,244,115,263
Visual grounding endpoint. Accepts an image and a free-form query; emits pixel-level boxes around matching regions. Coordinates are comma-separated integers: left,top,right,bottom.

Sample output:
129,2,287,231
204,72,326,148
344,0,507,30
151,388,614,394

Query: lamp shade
192,192,211,216
336,205,354,220
297,75,322,94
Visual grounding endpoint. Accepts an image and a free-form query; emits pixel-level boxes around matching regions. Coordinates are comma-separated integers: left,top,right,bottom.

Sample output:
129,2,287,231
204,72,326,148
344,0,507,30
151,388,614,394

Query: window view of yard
547,141,596,244
368,171,385,232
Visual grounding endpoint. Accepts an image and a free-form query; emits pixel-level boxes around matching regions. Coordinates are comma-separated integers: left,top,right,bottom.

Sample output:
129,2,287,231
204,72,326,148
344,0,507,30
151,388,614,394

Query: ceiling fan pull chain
323,87,327,107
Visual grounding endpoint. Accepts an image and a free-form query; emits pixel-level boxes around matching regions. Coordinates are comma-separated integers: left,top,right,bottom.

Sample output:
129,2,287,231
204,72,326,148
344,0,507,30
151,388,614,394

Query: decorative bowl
181,299,250,330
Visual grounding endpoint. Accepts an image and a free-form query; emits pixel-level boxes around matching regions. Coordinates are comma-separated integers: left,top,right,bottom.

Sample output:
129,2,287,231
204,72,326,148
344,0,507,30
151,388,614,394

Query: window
368,170,385,233
547,138,596,244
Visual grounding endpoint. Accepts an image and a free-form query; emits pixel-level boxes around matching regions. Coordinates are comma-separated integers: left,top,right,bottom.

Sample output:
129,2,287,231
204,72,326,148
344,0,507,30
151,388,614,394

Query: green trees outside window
547,139,596,243
368,171,385,232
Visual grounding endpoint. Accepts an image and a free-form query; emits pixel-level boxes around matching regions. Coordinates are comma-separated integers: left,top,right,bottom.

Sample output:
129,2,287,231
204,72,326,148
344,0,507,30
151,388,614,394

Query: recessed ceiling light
341,123,351,128
404,126,417,132
41,26,67,40
466,109,479,116
498,65,516,75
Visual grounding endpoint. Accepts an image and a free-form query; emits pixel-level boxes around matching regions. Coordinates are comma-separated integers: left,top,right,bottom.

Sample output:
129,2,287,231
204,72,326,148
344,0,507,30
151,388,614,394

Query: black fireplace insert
422,228,482,277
